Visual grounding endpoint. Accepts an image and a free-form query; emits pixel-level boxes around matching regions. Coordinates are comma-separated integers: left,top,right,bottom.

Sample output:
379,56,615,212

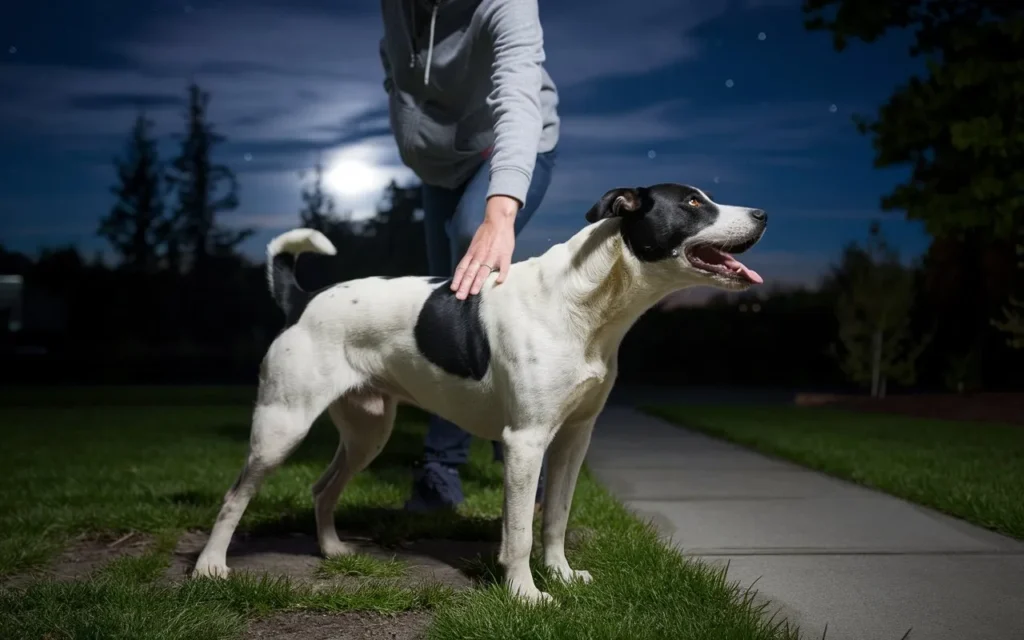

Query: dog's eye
688,198,701,207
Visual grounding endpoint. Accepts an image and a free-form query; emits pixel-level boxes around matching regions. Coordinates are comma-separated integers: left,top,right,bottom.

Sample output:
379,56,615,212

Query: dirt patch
246,611,432,640
168,531,492,590
1,532,155,588
795,392,1024,426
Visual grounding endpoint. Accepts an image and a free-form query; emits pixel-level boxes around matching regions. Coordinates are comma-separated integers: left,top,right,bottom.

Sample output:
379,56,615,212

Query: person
378,0,559,512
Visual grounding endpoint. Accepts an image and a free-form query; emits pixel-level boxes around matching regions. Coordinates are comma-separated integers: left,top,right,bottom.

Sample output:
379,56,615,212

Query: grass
317,554,408,578
645,405,1024,541
0,386,801,639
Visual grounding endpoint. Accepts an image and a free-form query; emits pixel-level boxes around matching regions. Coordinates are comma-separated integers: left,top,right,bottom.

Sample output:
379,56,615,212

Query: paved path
587,406,1024,640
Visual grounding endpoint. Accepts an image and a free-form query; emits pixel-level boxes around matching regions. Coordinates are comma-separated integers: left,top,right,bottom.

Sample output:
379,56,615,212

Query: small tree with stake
833,222,931,398
99,112,168,272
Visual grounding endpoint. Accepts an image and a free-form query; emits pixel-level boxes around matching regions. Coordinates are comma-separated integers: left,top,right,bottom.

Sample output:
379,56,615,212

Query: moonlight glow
323,158,389,198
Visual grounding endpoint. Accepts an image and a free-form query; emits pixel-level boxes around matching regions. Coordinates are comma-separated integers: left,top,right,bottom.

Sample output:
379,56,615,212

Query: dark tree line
99,84,248,275
1,82,429,384
4,5,1024,395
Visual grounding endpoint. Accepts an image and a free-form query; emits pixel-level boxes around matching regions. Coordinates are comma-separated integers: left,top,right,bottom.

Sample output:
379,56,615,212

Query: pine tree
98,113,167,272
165,83,250,271
298,158,347,233
833,222,931,397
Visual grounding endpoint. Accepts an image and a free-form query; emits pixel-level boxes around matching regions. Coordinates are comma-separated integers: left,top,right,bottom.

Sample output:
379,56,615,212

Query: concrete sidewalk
587,406,1024,640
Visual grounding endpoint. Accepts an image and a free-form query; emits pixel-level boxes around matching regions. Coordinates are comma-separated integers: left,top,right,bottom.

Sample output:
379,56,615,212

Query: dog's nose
749,209,767,222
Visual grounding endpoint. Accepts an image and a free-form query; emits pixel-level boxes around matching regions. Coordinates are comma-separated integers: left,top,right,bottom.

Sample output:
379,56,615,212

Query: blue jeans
420,149,557,467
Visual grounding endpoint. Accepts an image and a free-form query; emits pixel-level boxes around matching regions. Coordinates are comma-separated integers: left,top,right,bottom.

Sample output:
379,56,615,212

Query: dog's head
584,183,767,291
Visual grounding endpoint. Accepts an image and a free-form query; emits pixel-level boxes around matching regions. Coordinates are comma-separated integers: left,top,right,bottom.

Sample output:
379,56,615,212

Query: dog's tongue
720,251,763,284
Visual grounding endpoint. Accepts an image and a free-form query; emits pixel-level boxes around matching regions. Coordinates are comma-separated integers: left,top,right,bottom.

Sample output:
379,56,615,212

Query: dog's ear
585,188,641,223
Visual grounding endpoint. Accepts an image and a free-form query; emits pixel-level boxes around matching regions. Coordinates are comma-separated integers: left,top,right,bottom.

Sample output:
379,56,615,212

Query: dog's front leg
542,419,595,584
498,426,552,604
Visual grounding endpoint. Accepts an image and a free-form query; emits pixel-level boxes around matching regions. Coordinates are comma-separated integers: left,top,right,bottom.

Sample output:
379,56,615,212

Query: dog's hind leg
541,418,596,584
193,333,358,578
313,389,396,558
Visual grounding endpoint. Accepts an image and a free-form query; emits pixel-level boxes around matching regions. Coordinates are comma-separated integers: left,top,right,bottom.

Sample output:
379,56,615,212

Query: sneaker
403,462,464,513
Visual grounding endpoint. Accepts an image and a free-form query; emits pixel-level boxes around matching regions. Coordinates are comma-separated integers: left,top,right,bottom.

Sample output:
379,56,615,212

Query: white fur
193,199,764,604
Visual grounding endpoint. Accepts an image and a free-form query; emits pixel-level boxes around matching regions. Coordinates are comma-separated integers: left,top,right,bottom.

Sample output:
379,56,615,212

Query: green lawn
645,405,1024,541
0,387,799,640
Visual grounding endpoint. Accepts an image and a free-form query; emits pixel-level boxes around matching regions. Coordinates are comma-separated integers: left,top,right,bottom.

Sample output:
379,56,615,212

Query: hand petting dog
451,195,520,300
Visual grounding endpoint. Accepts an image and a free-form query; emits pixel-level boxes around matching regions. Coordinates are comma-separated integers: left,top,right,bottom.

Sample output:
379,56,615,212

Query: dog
191,183,767,603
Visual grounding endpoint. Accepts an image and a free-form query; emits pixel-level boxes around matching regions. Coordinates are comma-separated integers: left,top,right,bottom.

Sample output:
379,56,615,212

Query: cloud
1,0,861,274
67,93,185,112
0,0,734,143
560,98,849,153
541,149,746,212
781,208,884,221
743,0,800,8
539,0,729,85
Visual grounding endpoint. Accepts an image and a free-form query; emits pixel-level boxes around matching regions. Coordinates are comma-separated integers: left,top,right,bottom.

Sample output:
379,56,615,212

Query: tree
98,113,168,272
165,83,250,271
992,243,1024,349
832,223,931,397
802,1,1024,239
367,181,428,276
298,158,348,233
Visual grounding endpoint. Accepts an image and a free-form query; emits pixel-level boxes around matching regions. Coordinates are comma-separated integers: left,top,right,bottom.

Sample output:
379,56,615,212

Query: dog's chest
554,360,614,425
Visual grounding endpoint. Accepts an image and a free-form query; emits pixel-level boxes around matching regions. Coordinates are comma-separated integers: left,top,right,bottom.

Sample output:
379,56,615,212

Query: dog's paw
565,568,592,584
192,560,230,579
546,561,593,584
515,586,554,605
320,538,354,558
507,577,555,605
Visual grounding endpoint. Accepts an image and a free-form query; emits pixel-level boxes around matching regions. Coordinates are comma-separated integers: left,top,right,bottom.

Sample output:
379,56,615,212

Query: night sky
0,0,930,290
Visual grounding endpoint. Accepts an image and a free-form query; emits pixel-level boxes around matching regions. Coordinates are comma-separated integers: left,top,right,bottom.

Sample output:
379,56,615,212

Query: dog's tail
266,228,337,320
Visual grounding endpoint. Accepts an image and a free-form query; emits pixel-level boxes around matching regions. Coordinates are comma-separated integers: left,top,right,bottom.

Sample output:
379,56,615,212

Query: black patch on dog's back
413,279,491,380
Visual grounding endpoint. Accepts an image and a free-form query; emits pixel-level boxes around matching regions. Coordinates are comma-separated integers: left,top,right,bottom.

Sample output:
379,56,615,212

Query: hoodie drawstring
423,2,438,86
406,2,439,86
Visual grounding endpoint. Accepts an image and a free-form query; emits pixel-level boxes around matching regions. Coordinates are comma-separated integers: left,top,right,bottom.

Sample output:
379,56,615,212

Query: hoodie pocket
388,91,422,159
451,107,494,156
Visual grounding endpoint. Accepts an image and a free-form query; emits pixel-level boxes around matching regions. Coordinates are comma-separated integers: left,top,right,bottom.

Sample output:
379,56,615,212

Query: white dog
192,183,767,603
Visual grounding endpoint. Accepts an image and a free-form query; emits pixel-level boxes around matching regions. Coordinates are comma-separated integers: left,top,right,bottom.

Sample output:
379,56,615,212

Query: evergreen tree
298,158,348,233
165,83,250,271
98,113,167,272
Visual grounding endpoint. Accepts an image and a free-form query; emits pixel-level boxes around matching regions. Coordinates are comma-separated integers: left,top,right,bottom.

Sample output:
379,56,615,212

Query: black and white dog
192,183,766,603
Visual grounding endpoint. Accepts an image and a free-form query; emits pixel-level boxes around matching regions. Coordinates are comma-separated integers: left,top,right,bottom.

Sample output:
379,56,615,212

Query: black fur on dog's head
585,183,768,290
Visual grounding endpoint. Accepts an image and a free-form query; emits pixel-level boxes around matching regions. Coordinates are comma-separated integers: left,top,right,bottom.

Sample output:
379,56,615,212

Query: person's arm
379,37,394,94
482,0,545,208
451,0,547,299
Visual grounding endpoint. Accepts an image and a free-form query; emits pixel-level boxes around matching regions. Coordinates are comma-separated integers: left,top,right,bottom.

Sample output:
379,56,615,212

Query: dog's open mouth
685,244,763,284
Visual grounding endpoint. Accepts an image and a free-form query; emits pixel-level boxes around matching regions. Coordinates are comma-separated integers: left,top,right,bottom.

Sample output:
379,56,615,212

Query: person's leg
408,150,558,512
406,183,472,512
449,150,558,504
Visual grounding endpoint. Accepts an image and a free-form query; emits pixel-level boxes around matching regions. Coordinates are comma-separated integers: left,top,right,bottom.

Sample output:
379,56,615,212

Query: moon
322,158,388,198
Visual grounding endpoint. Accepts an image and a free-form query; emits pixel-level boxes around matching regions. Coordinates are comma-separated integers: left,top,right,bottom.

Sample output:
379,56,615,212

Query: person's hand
451,195,519,300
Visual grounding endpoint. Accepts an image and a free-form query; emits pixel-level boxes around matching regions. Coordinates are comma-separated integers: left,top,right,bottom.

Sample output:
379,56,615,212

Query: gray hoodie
379,0,560,205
